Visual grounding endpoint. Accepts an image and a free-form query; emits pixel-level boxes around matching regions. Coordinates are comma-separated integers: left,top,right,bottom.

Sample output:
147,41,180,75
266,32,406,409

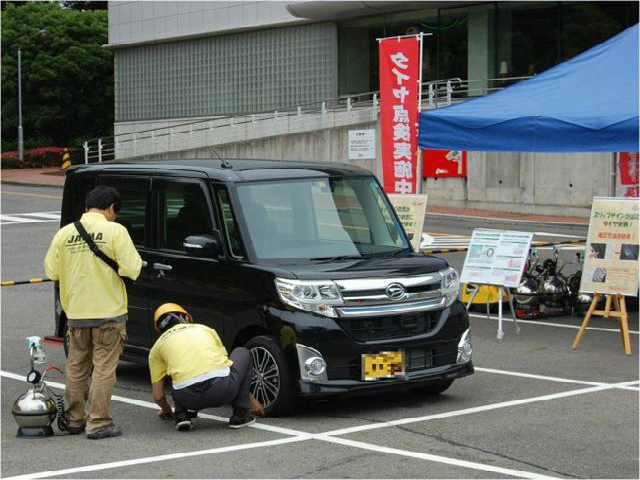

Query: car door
96,174,152,356
145,176,228,341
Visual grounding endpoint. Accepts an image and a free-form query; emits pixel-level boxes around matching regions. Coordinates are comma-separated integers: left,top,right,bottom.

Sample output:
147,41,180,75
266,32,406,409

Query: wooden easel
572,294,631,355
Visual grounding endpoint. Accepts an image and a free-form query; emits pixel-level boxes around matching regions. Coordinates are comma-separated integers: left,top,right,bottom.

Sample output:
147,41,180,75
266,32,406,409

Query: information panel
460,229,533,288
580,197,639,296
388,194,428,252
348,129,376,160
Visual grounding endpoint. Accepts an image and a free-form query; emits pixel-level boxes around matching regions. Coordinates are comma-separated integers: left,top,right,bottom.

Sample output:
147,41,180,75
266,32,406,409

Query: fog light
456,329,472,364
304,357,326,376
296,344,328,381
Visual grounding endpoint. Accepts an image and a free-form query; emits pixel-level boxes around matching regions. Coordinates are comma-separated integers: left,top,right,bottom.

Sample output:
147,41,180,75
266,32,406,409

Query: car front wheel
245,335,295,417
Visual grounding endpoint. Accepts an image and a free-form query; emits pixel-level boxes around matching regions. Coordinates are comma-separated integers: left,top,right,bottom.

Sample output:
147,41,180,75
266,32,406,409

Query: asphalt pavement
1,183,638,479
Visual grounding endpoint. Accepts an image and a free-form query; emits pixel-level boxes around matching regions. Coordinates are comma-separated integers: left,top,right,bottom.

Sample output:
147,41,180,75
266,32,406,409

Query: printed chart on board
460,229,533,288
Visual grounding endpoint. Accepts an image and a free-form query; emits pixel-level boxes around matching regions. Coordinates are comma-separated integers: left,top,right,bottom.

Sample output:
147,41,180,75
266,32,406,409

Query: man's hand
249,395,265,417
157,409,173,419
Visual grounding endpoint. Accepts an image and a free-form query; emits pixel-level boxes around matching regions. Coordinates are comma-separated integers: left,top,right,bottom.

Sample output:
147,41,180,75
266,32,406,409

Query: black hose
47,386,69,432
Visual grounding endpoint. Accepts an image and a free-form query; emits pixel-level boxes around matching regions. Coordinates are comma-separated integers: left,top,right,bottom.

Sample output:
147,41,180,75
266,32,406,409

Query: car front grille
336,311,439,341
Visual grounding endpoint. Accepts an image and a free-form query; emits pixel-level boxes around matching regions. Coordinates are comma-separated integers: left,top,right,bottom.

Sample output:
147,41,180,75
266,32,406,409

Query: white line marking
3,436,311,480
24,212,61,220
316,435,560,480
469,312,639,335
475,367,640,391
426,211,588,226
321,380,639,437
533,232,585,239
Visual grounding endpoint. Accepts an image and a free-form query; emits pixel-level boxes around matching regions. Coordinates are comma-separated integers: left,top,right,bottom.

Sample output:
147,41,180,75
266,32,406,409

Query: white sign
460,229,533,288
348,130,376,160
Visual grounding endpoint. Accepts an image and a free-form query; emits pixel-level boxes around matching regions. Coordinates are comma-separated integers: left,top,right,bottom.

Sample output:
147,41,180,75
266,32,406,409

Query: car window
159,182,212,251
70,176,96,221
215,187,246,259
97,177,148,247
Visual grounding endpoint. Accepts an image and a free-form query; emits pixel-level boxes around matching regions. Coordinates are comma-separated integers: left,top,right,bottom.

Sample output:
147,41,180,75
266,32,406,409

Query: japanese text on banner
379,37,420,195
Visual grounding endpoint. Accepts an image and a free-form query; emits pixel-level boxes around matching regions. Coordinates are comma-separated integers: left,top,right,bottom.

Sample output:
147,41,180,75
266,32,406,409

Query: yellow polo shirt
148,323,233,387
44,212,142,320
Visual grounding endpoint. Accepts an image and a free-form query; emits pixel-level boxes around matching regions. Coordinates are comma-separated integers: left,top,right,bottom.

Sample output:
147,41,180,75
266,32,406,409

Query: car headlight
456,328,472,364
440,267,460,307
275,278,343,318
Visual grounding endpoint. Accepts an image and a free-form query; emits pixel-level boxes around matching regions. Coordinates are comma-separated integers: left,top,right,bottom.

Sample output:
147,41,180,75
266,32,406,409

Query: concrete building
104,1,638,217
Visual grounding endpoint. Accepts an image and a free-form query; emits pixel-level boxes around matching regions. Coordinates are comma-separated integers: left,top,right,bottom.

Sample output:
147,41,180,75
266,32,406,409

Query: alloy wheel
250,346,281,409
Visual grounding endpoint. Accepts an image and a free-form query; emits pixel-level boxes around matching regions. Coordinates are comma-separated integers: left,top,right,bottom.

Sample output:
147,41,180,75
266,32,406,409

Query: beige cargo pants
65,321,126,434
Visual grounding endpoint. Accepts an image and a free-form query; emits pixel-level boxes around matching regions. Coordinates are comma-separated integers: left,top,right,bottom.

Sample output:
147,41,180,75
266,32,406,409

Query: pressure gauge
26,369,41,384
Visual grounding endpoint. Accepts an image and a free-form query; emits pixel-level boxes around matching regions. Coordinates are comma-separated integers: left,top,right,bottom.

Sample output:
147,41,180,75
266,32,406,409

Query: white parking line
533,232,585,239
469,312,640,335
2,372,637,479
321,380,639,437
3,436,311,480
317,435,561,480
475,367,640,391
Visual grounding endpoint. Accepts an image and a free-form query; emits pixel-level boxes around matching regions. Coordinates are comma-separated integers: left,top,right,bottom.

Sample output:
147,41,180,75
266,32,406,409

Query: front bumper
298,362,474,398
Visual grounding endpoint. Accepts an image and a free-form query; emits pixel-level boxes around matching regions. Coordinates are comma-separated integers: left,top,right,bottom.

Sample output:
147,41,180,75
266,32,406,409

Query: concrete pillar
467,7,495,95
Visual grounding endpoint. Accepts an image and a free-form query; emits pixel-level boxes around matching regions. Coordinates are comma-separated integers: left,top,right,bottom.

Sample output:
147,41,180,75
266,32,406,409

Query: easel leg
497,287,504,341
465,284,480,311
603,295,612,317
619,295,632,356
572,294,600,350
506,288,521,334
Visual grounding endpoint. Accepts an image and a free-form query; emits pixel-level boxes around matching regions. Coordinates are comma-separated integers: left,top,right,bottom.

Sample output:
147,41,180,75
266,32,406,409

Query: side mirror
183,233,222,258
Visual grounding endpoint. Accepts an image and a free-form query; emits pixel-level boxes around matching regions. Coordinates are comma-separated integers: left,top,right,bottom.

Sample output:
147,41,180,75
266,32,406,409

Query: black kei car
54,159,473,415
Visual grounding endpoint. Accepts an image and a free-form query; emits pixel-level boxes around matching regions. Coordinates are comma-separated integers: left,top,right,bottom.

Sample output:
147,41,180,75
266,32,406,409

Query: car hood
275,254,449,280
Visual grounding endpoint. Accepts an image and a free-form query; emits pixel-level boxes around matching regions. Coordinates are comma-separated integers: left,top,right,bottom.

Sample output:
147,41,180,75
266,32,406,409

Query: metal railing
83,76,531,164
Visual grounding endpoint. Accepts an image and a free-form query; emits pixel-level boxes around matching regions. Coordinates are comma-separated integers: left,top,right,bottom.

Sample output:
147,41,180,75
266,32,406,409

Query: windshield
232,177,409,262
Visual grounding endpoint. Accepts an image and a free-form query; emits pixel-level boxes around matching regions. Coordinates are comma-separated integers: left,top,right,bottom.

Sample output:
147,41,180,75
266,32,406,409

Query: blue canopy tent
418,24,639,152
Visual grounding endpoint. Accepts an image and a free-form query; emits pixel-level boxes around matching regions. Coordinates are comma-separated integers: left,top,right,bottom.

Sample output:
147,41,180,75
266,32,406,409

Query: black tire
413,379,454,396
245,335,296,417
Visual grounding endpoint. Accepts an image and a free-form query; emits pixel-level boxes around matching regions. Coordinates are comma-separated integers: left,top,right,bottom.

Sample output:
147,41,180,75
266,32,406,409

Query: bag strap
74,221,120,274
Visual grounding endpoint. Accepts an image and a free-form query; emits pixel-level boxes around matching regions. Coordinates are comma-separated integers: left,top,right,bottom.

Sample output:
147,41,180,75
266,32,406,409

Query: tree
62,2,108,11
1,2,113,150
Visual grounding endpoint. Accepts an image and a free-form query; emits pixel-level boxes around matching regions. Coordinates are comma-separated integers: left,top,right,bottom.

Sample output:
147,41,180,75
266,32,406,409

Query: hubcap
249,346,280,410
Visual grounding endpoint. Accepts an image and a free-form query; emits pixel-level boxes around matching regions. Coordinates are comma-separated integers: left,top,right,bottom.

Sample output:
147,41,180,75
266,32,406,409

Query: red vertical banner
618,152,639,198
379,37,420,194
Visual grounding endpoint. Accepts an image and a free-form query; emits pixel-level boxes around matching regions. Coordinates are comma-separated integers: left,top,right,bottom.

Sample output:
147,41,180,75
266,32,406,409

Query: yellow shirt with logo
43,212,142,320
148,323,233,385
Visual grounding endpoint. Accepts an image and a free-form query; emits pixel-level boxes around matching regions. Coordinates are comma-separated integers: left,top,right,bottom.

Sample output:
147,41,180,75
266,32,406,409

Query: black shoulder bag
74,221,133,288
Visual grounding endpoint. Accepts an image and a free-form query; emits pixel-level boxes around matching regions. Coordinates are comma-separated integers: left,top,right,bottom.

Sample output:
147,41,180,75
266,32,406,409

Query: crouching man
148,303,264,431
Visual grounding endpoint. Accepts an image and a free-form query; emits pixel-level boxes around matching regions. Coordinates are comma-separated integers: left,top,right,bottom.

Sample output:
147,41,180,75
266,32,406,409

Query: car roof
68,158,374,182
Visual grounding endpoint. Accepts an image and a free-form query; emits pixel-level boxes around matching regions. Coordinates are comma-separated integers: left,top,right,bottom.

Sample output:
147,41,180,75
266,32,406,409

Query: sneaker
86,424,122,440
228,414,255,429
174,414,194,432
66,423,85,435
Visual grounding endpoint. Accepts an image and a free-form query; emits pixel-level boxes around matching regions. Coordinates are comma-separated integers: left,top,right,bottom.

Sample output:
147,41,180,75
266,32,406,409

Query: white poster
388,194,428,252
348,130,376,160
460,229,533,288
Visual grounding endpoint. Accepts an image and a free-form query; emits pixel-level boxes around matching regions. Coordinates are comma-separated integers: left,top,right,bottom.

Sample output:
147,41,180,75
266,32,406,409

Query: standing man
149,303,264,431
44,186,142,440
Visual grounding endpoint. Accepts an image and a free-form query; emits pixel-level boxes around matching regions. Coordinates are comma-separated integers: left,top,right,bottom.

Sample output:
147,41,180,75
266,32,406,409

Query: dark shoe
186,410,198,419
66,423,85,435
86,424,122,440
228,414,255,429
174,414,194,432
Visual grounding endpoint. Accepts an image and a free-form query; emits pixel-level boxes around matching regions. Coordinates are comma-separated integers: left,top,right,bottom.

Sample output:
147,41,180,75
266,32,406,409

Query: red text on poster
379,37,420,194
422,149,467,178
618,152,639,198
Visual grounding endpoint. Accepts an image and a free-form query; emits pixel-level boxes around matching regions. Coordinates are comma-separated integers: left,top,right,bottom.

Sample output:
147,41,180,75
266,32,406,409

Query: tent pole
610,152,618,197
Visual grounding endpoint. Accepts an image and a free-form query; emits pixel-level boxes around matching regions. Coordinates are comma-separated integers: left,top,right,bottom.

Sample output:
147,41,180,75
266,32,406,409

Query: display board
580,197,639,295
388,194,428,252
460,229,533,288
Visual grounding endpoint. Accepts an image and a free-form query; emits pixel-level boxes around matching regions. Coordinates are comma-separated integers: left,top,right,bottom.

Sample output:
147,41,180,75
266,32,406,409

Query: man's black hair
85,186,122,212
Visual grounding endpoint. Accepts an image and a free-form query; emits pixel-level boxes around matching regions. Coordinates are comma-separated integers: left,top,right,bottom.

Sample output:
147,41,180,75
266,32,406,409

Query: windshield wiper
309,255,364,263
381,248,411,259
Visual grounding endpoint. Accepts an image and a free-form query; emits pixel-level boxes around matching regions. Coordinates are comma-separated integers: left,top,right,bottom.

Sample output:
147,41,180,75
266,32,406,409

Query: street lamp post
17,29,47,162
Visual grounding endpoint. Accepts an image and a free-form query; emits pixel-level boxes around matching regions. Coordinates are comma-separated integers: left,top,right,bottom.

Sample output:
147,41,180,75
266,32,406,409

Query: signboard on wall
348,130,376,160
422,149,467,178
617,152,639,198
378,36,421,195
580,197,639,296
460,229,533,288
388,194,428,251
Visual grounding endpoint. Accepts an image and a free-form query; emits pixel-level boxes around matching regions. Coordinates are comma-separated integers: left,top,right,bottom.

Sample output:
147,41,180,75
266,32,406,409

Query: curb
425,211,589,227
1,180,64,189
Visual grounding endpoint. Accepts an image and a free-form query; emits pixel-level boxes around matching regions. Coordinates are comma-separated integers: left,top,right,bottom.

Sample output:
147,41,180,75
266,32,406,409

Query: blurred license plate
361,351,405,381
